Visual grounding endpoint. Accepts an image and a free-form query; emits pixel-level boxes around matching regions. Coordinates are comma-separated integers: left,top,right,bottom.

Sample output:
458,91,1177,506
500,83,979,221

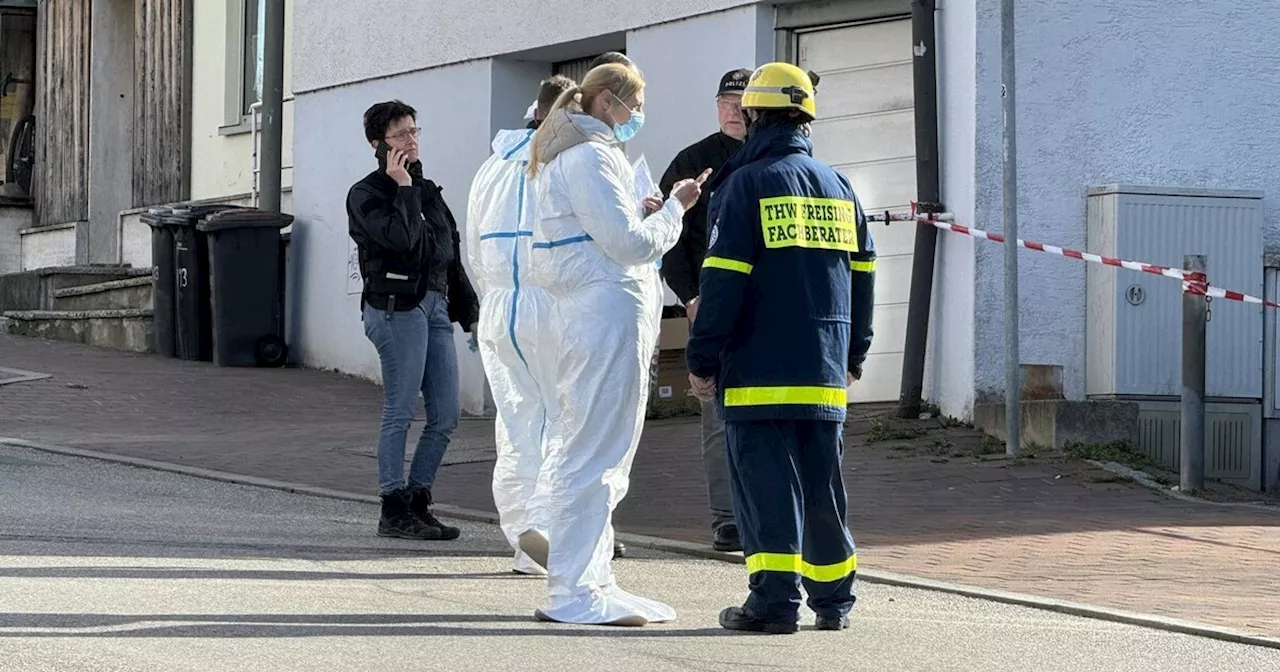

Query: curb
1089,460,1280,513
4,437,1279,651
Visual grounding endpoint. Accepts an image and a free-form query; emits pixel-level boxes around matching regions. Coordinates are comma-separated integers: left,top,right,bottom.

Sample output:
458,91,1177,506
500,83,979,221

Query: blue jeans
362,291,460,495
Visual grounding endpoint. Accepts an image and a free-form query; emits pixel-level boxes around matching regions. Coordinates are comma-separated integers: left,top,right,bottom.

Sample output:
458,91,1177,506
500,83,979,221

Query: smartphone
375,140,392,170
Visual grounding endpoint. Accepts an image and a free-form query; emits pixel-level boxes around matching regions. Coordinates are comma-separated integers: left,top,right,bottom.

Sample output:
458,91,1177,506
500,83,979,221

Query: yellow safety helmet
741,62,817,119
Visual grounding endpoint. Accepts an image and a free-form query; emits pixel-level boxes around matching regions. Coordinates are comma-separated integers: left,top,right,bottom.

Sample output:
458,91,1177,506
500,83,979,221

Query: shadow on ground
0,612,731,639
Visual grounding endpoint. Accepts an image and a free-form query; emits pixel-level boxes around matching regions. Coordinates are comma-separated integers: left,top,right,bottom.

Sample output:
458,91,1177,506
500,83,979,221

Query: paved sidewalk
3,333,1279,638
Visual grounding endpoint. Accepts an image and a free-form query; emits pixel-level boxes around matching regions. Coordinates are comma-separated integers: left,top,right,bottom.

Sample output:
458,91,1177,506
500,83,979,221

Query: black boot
712,523,742,552
815,614,850,631
718,606,798,635
408,489,461,541
378,489,443,540
614,541,626,559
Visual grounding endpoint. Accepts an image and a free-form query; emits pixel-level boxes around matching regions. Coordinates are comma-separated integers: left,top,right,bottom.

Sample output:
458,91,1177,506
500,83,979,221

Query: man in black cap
657,67,752,553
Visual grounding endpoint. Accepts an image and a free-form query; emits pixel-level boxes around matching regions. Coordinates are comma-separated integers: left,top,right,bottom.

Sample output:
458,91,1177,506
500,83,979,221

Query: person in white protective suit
521,63,710,626
465,75,579,577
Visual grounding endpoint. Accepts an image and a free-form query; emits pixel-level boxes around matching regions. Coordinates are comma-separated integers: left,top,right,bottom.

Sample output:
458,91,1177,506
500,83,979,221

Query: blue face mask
609,92,644,143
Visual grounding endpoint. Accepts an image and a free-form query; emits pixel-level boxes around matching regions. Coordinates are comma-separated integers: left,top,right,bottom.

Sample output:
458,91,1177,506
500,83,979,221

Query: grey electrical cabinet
1086,185,1265,491
1085,184,1264,399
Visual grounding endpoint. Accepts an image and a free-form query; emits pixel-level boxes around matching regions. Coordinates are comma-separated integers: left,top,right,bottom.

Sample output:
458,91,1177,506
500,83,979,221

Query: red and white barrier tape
866,205,1280,309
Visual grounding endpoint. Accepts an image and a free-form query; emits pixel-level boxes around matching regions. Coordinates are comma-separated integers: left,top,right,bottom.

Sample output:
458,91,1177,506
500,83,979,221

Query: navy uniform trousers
724,418,857,623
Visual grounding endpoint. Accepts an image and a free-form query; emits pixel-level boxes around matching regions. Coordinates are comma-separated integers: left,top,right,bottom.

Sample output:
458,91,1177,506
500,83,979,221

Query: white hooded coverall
466,129,553,576
526,111,684,625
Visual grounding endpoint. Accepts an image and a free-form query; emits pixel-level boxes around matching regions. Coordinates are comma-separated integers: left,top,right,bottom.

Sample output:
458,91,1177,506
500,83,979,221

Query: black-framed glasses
385,127,421,142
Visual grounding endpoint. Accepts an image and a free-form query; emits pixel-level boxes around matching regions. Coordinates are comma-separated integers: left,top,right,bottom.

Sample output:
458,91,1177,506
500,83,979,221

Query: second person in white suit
466,75,576,576
521,63,709,626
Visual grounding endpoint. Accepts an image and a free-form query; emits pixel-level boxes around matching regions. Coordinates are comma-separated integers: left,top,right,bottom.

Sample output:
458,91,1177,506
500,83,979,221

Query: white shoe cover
535,584,676,625
512,549,547,576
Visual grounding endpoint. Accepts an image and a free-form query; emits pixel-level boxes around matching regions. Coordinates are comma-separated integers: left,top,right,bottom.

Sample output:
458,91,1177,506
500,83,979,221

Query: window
241,0,265,115
222,0,265,130
0,6,36,200
552,50,626,84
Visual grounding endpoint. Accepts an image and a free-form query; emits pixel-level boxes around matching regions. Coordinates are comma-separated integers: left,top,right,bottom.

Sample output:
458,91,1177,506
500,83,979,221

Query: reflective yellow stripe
723,385,847,407
703,256,754,274
746,553,801,575
745,552,859,583
849,259,876,273
802,555,859,583
758,196,860,252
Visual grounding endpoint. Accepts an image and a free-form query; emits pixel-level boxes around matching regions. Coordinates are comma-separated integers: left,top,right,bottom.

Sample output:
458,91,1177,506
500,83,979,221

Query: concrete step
53,276,153,311
0,265,152,312
2,308,153,353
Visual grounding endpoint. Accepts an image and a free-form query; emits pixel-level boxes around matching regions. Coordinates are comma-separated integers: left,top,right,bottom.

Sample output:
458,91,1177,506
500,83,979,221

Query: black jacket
347,167,479,331
658,131,744,303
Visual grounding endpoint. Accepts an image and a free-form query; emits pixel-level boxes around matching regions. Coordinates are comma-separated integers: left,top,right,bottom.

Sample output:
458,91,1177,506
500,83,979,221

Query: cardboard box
658,317,689,351
648,347,701,416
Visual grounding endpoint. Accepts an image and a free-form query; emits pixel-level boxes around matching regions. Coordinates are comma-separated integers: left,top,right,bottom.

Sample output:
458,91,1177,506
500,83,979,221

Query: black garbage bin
279,230,293,365
142,207,180,358
197,208,294,367
169,204,245,362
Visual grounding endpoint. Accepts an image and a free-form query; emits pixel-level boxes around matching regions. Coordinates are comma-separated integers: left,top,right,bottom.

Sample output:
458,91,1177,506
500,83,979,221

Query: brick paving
2,332,1279,637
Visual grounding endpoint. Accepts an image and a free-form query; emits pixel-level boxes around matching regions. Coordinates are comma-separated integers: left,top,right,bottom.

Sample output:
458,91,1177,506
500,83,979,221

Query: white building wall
290,61,493,379
293,0,760,92
0,208,28,275
927,0,979,419
966,0,1280,405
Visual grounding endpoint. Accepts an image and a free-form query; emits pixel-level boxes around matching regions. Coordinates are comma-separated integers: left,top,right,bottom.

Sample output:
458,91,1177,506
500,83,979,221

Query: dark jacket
347,166,480,330
658,131,744,303
685,123,877,423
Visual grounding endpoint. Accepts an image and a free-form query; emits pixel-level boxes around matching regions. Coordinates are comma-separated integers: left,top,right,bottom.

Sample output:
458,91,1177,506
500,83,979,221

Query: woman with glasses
347,100,479,543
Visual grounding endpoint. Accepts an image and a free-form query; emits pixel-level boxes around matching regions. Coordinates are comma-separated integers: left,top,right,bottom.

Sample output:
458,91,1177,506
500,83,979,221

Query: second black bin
170,204,243,362
196,208,294,367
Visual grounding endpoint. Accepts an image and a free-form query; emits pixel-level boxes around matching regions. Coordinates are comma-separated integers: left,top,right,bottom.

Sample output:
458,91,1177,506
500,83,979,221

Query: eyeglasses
716,98,742,112
385,127,421,142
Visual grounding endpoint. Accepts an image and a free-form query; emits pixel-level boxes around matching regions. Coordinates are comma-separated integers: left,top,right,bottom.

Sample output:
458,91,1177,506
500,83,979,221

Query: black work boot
712,523,742,552
718,606,798,635
408,489,461,541
378,489,443,540
815,614,850,631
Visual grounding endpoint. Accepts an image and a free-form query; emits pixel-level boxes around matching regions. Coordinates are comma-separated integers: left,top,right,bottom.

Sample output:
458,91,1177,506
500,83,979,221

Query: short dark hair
536,75,576,119
747,108,810,137
588,51,633,70
362,100,416,142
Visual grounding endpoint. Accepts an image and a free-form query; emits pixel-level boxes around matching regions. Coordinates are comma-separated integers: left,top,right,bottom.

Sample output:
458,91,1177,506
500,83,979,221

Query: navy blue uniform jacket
685,123,876,423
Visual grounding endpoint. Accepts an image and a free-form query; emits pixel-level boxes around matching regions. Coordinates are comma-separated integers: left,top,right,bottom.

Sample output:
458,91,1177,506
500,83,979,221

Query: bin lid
141,205,177,227
192,203,247,219
197,208,295,232
171,203,247,227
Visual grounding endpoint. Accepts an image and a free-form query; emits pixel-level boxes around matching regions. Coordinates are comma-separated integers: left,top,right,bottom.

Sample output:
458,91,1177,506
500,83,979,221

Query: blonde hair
527,63,645,177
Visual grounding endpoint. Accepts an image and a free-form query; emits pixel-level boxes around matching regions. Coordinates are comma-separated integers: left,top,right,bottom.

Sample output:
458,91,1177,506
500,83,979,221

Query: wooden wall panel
34,0,90,226
133,0,189,207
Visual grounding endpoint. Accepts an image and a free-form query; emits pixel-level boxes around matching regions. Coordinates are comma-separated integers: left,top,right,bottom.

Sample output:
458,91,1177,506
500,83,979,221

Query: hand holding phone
378,141,412,187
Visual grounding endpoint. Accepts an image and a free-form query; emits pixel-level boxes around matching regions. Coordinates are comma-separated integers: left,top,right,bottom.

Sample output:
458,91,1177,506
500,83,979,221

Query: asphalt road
1,444,1277,672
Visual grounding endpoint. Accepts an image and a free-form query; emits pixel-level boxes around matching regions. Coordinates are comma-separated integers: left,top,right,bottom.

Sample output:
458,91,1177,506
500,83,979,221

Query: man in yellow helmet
686,62,876,634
